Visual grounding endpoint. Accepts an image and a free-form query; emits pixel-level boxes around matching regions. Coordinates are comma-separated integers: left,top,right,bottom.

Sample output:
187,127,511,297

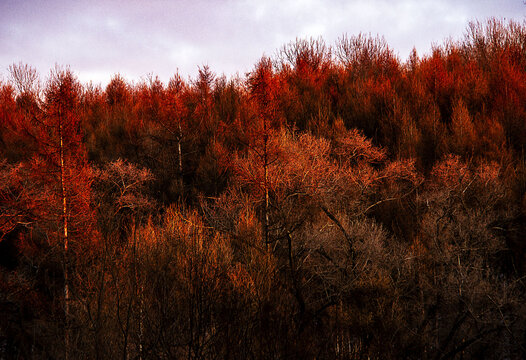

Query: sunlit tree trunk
59,118,71,360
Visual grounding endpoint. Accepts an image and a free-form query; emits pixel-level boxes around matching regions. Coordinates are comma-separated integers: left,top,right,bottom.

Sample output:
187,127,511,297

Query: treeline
1,18,525,359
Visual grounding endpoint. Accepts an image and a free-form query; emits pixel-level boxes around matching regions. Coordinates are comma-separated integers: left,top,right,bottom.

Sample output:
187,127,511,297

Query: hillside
1,18,525,359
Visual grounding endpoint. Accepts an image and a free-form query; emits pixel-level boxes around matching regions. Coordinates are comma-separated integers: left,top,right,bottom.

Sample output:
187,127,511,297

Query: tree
12,67,95,359
449,98,476,156
79,159,155,359
277,38,333,132
245,57,285,248
394,155,525,358
207,126,421,356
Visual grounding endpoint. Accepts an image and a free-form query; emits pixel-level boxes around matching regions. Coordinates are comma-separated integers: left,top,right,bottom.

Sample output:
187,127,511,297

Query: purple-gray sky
1,0,525,85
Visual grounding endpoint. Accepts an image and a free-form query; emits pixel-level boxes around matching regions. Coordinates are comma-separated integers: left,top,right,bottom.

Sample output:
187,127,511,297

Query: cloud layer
1,0,524,85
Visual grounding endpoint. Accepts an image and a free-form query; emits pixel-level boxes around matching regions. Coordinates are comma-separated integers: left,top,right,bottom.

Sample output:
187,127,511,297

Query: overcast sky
1,0,524,86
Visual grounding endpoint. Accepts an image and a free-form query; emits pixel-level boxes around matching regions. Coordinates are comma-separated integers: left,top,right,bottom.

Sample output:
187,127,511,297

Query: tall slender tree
27,67,94,359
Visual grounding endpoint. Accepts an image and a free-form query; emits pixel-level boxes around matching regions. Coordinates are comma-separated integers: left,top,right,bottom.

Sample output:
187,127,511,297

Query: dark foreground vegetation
1,19,526,359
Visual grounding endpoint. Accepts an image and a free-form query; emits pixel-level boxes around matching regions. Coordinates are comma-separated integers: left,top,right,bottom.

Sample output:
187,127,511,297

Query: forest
1,18,526,359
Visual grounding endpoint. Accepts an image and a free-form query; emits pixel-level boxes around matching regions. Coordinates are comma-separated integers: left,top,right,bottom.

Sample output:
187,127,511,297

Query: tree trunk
178,122,184,194
60,121,70,360
263,120,270,250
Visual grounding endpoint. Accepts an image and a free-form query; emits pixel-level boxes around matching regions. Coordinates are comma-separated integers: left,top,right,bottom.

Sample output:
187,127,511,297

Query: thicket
1,19,526,359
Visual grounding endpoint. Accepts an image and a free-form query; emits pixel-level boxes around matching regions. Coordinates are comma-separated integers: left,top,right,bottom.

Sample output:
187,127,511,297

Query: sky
0,0,525,86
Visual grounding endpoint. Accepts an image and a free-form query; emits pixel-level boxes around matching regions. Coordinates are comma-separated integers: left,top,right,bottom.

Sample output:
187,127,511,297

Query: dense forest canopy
1,18,526,359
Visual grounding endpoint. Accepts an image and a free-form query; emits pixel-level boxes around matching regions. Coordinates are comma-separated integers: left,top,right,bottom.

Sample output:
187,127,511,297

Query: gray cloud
1,0,524,85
